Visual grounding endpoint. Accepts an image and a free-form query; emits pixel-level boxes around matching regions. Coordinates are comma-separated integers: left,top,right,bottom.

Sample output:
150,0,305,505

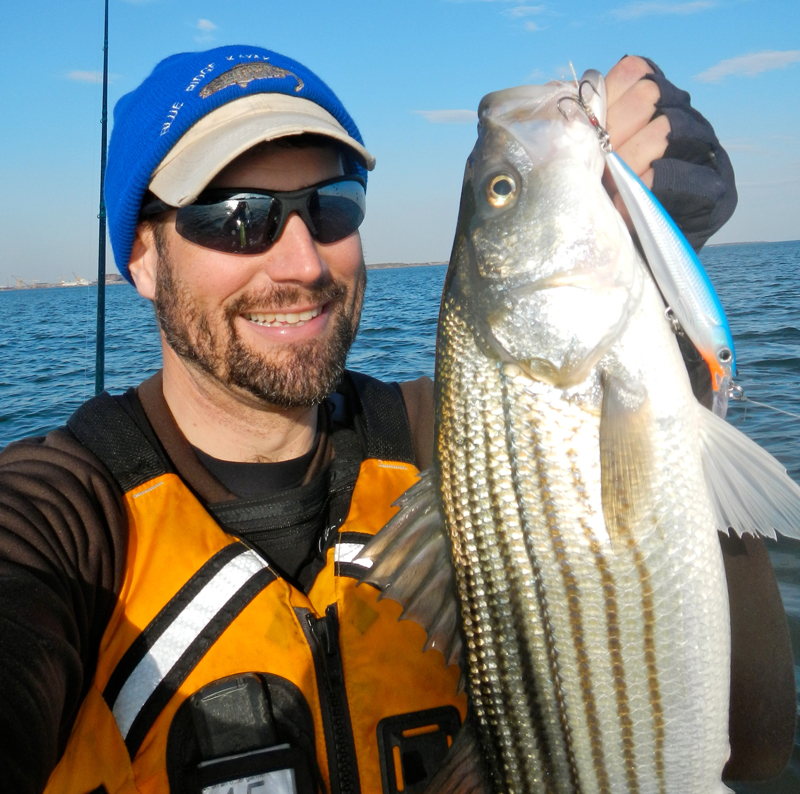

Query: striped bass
360,71,800,794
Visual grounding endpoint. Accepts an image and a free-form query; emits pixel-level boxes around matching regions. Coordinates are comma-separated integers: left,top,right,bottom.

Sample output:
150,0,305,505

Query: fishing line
731,394,800,422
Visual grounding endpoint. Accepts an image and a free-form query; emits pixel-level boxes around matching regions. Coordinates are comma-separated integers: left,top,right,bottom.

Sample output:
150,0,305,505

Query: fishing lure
560,78,736,418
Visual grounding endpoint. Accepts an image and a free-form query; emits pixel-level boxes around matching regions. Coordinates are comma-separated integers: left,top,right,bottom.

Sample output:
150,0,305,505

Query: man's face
151,142,366,409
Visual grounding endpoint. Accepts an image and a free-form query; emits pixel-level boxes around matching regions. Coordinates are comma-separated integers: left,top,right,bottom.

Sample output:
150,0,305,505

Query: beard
153,231,366,409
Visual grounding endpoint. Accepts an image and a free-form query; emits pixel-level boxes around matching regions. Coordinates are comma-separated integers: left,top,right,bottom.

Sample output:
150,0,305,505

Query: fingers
602,55,669,235
603,108,668,221
613,114,670,177
606,77,661,150
605,56,654,108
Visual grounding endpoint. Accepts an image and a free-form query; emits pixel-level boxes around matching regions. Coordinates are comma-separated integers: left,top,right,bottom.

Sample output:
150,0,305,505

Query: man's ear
128,222,160,300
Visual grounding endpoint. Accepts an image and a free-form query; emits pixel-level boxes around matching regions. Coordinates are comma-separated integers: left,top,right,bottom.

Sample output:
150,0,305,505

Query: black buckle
377,706,461,794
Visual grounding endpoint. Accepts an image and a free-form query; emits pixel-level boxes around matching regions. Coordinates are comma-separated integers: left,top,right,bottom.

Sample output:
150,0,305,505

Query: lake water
1,242,799,790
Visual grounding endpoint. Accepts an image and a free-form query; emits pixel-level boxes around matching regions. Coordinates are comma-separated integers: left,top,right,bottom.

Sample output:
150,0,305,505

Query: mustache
226,276,348,319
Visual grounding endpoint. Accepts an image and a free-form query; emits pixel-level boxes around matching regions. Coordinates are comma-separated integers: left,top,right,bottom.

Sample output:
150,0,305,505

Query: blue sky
1,0,798,284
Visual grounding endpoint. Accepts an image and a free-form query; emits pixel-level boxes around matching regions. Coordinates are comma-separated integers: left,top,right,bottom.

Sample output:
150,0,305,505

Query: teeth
244,306,322,327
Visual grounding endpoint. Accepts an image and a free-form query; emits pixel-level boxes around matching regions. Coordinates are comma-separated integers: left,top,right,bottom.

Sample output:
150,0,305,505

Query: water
1,244,800,788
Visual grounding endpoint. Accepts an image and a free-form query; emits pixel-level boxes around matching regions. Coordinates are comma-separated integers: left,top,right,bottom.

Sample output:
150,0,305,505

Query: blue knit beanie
106,45,371,284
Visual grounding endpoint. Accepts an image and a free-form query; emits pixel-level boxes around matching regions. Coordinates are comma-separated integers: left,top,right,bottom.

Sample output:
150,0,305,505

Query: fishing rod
95,0,109,395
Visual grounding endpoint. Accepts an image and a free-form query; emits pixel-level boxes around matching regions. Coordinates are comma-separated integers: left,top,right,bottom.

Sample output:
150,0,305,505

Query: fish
359,71,800,794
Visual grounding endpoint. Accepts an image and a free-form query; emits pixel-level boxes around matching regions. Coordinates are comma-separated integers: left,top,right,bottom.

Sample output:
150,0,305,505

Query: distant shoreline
0,264,448,290
4,243,799,289
366,261,447,270
705,240,799,247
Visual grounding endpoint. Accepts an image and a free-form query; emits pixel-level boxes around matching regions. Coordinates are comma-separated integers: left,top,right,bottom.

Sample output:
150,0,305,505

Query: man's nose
261,212,326,284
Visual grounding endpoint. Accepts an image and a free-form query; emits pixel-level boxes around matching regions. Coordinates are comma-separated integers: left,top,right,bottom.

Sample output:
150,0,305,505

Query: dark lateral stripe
568,451,639,794
124,565,275,757
481,414,551,788
595,540,638,794
549,525,611,794
103,543,244,708
628,541,666,794
512,409,579,790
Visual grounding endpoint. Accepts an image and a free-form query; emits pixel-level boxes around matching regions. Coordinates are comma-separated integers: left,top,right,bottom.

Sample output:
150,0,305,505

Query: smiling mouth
243,306,324,328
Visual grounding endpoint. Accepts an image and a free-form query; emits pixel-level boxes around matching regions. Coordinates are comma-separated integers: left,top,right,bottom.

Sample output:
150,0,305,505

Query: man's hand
603,56,668,229
601,55,737,252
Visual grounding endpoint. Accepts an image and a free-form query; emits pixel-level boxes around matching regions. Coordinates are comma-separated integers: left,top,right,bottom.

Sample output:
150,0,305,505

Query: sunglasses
139,175,366,255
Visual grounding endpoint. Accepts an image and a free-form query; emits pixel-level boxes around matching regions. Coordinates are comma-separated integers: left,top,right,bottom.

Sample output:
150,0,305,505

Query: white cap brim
149,94,376,207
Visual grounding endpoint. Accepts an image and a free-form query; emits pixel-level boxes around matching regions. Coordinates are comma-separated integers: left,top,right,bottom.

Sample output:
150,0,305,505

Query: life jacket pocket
166,673,322,794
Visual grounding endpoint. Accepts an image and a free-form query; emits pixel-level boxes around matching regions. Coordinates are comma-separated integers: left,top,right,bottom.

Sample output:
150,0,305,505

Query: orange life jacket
45,373,466,794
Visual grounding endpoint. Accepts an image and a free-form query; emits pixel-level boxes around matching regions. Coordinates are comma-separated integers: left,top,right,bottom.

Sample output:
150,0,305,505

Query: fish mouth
242,305,324,328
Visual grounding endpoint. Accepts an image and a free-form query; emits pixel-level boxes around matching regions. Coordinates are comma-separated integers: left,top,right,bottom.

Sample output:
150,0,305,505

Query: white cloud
524,21,542,30
66,71,103,83
194,18,217,42
414,109,477,124
695,50,800,83
611,1,717,19
506,4,546,16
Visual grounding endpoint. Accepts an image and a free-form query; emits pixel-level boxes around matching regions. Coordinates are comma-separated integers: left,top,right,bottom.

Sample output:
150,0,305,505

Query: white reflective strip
202,768,296,794
335,542,373,568
112,549,268,739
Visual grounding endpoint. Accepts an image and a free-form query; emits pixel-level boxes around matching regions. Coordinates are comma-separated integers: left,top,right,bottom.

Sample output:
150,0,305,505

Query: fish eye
486,174,518,208
718,348,733,364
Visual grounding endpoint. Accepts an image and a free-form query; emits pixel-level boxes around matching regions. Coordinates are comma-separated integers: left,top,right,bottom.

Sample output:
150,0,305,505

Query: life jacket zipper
298,605,361,794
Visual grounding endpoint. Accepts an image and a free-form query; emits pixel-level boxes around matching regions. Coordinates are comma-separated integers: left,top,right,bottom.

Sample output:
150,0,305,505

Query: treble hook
578,78,600,104
555,79,612,154
556,94,584,120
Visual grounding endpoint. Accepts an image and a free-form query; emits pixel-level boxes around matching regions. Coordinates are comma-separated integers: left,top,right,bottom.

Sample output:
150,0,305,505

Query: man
0,45,793,794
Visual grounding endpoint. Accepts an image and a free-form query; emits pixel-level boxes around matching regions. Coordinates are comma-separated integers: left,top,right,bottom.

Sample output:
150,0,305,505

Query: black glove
640,57,737,252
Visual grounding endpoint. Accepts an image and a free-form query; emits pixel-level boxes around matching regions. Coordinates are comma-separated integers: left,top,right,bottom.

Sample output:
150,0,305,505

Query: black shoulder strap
343,371,417,465
67,374,415,493
66,391,169,493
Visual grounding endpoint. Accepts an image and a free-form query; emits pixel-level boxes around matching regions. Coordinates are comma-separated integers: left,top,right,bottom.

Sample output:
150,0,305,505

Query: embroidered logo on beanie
199,62,305,98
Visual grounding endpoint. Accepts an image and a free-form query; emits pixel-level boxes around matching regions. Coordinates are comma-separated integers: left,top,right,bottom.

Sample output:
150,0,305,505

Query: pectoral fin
358,470,464,669
600,375,656,552
420,715,486,794
697,403,800,540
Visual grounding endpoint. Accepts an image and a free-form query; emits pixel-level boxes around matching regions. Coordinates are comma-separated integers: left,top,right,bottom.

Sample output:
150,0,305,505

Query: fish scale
506,374,631,794
359,71,800,794
437,270,731,793
433,122,734,792
440,301,571,793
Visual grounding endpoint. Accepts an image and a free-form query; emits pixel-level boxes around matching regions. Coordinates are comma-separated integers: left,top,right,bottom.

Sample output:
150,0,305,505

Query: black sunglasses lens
308,180,366,244
173,179,365,253
176,195,278,254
